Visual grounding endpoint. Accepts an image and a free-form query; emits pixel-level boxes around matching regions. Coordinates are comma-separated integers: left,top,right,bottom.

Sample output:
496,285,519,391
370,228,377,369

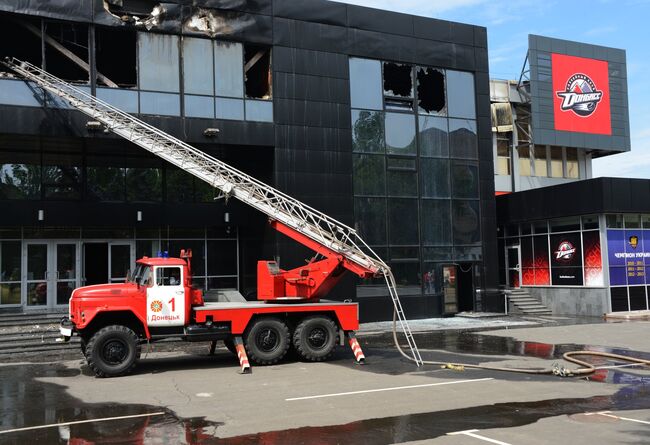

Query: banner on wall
550,232,583,285
607,229,650,286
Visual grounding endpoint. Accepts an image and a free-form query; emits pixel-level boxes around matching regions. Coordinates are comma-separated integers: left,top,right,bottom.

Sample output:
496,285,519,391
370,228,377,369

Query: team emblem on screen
629,235,639,249
556,73,603,117
555,241,576,260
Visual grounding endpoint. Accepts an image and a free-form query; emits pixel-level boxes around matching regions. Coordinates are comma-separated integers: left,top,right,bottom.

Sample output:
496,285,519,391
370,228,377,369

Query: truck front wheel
293,316,337,362
86,325,141,378
244,317,290,365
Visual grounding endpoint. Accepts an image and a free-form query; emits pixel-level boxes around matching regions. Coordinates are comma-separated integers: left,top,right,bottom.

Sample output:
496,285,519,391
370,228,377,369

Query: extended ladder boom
2,57,422,365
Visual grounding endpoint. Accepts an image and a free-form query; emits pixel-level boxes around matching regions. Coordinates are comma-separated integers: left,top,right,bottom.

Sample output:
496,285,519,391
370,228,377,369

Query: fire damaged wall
0,0,497,317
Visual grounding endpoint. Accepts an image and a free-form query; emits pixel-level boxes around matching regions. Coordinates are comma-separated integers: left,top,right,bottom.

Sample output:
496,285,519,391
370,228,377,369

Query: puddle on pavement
1,362,650,444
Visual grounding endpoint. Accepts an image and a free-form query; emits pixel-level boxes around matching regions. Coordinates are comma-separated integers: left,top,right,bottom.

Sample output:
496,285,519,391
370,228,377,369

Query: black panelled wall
0,0,499,317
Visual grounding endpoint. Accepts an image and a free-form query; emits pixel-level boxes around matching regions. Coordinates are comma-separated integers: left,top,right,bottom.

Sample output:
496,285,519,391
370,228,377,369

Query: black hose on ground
392,310,650,377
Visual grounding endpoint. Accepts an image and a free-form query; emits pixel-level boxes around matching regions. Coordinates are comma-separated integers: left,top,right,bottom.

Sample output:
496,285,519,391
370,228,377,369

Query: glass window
582,215,599,230
214,41,244,98
566,148,579,179
0,79,42,107
353,154,385,196
385,113,416,155
207,240,237,276
352,110,384,153
533,220,548,234
496,137,510,175
387,169,417,197
390,261,421,294
518,146,531,176
624,214,641,229
521,223,532,235
166,240,205,276
126,167,162,202
550,217,580,233
0,151,41,200
448,119,477,159
245,100,273,122
185,95,215,119
417,67,446,115
96,88,139,113
86,157,126,202
452,200,480,245
42,149,82,200
216,98,244,120
138,33,180,92
354,197,387,245
183,37,214,95
383,62,413,98
388,199,419,245
421,200,451,245
1,241,20,282
420,158,450,198
550,146,563,178
533,146,548,177
418,116,448,157
349,58,383,110
446,70,476,119
606,214,623,229
156,267,182,286
140,92,181,116
642,214,650,228
451,161,479,199
166,167,194,203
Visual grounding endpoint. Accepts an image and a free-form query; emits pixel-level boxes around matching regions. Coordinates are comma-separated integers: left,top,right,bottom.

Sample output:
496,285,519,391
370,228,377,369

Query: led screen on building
528,35,630,152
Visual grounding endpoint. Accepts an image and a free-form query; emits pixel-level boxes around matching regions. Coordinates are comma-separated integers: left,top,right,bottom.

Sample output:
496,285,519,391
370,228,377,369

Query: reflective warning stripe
234,337,251,373
348,336,365,363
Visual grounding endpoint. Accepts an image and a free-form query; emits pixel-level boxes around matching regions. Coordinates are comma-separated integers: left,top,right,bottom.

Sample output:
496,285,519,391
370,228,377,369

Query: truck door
146,266,186,326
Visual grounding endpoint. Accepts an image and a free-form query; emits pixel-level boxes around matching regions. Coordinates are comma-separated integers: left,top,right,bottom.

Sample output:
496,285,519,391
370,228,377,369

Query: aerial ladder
2,57,423,366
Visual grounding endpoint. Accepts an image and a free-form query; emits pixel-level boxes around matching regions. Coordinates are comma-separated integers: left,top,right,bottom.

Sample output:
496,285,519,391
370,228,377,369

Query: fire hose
392,310,650,377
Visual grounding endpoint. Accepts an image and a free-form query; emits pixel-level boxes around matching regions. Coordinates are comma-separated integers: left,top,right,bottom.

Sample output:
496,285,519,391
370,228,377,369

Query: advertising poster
552,53,612,135
607,229,650,286
550,232,583,285
582,231,603,286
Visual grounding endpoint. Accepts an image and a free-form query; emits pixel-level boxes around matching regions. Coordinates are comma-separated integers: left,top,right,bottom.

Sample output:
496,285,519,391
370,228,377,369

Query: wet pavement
2,322,650,444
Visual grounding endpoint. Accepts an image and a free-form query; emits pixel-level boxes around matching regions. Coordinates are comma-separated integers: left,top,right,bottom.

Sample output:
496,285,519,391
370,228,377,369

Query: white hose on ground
392,310,650,377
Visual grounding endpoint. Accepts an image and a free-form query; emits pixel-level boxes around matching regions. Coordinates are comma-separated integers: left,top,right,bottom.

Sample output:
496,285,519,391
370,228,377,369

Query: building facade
0,0,498,319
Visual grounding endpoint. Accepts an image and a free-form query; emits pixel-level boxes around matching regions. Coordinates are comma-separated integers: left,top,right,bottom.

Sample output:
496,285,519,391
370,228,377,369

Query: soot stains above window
417,67,446,114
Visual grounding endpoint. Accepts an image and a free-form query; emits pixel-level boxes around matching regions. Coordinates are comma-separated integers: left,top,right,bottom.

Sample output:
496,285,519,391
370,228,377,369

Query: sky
337,0,650,179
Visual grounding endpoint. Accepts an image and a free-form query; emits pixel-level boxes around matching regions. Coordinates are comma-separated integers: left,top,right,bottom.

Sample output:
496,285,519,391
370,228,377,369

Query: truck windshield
129,264,152,286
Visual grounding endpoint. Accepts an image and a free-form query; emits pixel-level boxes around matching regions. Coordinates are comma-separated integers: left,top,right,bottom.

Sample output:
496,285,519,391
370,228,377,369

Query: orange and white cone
348,333,365,364
234,336,251,374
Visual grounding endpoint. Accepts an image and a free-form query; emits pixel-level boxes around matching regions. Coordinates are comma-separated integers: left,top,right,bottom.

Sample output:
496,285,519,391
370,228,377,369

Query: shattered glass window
417,67,446,115
215,41,244,98
383,62,414,111
183,37,214,96
349,58,383,110
138,33,180,92
244,45,271,99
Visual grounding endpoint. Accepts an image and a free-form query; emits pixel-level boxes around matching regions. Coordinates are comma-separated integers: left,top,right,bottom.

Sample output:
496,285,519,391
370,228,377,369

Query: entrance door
83,242,134,286
24,241,80,308
442,265,458,314
109,243,133,283
506,245,521,288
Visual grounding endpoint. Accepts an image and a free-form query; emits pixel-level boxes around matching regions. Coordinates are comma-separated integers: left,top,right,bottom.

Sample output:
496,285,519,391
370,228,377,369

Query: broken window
417,67,446,115
43,21,90,83
96,26,137,88
383,62,413,111
244,45,271,99
0,14,42,69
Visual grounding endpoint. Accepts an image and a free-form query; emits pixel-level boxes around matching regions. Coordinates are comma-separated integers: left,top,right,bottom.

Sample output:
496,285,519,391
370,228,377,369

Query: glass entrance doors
82,242,134,286
506,245,521,288
25,241,80,308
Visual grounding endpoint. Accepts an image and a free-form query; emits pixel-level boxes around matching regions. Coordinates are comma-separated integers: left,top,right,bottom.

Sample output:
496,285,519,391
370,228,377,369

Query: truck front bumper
59,316,74,342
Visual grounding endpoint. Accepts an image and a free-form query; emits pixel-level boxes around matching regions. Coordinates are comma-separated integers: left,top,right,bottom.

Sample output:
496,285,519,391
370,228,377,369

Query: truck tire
244,317,290,365
293,315,337,362
86,325,141,378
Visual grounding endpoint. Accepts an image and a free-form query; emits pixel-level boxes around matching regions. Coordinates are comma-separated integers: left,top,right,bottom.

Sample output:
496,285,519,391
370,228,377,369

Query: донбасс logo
556,73,603,117
555,241,576,261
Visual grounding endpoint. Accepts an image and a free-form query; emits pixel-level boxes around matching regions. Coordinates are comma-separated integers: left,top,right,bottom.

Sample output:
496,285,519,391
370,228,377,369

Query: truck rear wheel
293,315,337,362
244,317,290,365
86,325,141,378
